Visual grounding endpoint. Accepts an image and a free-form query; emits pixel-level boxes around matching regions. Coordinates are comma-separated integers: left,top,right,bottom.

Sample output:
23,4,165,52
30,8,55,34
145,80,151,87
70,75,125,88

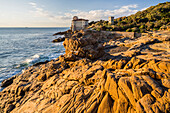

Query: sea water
0,27,69,91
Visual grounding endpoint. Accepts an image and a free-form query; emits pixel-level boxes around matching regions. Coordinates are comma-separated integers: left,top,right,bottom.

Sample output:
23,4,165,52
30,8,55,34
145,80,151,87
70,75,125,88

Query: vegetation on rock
89,2,170,32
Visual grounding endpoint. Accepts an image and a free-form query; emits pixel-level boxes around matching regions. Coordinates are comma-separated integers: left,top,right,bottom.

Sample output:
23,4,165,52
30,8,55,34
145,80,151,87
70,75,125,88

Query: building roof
72,19,89,21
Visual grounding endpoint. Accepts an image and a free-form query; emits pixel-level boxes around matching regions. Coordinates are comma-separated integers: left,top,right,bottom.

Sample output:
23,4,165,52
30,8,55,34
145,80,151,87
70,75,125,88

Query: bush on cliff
88,2,170,32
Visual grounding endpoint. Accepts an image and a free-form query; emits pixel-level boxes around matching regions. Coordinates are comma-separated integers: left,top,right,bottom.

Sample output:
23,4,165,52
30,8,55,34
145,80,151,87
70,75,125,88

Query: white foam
22,69,25,73
23,54,40,64
32,54,40,59
54,42,63,46
24,59,33,64
0,68,6,71
21,51,64,68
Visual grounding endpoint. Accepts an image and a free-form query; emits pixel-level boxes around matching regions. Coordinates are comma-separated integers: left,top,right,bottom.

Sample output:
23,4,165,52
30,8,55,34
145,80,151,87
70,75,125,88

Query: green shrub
140,29,146,33
126,28,132,32
88,2,170,33
139,24,145,29
96,28,101,31
131,27,139,32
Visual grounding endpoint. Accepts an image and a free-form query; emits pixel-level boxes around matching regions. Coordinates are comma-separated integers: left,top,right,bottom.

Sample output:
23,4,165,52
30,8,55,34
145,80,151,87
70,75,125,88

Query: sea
0,27,69,91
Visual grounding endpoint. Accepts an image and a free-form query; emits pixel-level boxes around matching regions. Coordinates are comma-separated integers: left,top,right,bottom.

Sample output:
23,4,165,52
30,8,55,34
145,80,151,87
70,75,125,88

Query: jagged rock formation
52,37,65,43
0,30,170,113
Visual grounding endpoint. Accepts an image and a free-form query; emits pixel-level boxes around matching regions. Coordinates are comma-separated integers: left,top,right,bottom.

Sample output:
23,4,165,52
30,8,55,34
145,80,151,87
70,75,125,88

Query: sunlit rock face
0,29,170,113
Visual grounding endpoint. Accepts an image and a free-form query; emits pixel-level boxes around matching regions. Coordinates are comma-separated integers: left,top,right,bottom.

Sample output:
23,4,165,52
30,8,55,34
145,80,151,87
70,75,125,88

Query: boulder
97,93,113,113
1,75,16,87
63,30,105,60
52,37,65,43
105,73,118,100
4,104,15,113
161,79,170,88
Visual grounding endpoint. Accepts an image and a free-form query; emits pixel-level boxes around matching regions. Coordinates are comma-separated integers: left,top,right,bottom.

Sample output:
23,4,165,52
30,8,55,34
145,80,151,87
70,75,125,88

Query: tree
126,28,132,32
139,24,145,29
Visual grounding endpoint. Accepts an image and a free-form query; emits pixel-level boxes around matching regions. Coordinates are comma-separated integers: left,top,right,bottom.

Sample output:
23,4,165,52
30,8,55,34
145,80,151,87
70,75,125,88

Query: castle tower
73,16,78,20
109,16,114,25
71,16,89,32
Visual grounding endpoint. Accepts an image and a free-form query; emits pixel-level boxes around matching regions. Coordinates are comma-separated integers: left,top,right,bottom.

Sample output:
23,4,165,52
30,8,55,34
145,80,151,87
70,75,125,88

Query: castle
109,16,114,25
71,16,114,31
71,16,89,31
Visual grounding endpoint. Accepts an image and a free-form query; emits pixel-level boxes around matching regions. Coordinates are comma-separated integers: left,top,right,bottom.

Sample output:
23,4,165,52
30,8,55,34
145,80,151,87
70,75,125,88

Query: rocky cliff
0,30,170,113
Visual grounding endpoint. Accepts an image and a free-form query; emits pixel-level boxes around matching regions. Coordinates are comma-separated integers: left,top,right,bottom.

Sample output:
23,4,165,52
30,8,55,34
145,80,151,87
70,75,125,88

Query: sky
0,0,168,27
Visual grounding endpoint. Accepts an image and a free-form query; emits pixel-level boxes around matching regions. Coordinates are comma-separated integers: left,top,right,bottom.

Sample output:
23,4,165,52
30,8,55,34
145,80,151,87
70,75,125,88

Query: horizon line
0,27,70,28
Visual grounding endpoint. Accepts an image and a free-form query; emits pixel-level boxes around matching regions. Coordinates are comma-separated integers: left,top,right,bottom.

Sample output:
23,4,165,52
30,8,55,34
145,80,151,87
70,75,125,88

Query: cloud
141,7,148,11
59,4,138,21
71,10,80,13
29,3,138,24
121,4,138,9
29,2,37,8
29,2,58,21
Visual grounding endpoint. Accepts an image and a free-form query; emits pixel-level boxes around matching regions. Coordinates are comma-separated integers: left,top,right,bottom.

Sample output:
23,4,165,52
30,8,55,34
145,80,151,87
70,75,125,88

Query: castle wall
72,20,88,31
112,31,135,38
101,31,150,38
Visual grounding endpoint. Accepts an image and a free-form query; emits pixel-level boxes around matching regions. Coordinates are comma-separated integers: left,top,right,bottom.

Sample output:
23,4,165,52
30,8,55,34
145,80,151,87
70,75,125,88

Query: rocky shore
0,30,170,113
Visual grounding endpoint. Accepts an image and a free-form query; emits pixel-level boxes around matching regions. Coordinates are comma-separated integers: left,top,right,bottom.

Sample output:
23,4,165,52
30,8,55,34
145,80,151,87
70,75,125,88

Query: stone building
71,16,89,31
109,16,114,25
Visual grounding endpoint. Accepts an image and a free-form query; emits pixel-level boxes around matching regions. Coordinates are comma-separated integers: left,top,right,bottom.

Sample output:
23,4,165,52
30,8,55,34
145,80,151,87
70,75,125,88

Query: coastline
0,27,68,91
0,29,170,113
